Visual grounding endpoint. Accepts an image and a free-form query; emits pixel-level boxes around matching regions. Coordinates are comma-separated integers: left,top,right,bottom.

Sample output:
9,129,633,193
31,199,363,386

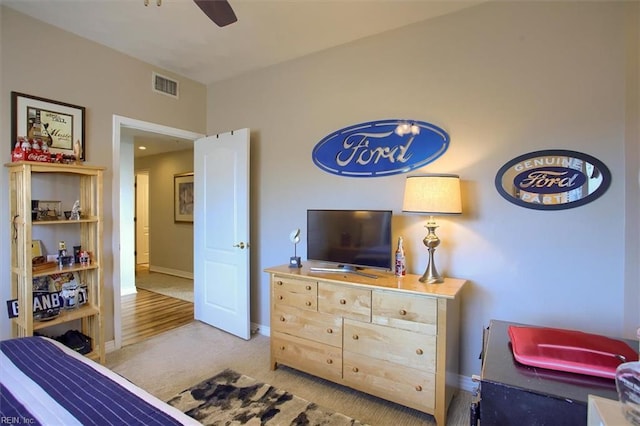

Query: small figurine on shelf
70,200,81,220
79,250,90,266
61,281,80,310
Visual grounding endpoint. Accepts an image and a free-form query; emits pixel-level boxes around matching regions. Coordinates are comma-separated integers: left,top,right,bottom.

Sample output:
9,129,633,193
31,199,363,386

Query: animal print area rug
167,368,367,426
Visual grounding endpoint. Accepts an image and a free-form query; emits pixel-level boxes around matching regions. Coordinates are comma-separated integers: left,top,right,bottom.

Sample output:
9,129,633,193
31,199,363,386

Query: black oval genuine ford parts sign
495,149,611,210
312,119,450,177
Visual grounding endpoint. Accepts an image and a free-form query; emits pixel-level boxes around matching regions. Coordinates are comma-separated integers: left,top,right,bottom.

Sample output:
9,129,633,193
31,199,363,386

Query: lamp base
419,271,444,284
419,235,444,284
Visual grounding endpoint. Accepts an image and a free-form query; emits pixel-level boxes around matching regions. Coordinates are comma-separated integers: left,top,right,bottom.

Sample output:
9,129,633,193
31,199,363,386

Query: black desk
475,319,637,426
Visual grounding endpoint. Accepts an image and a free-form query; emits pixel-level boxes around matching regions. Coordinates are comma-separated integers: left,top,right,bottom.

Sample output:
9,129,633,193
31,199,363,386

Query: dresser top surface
265,263,466,299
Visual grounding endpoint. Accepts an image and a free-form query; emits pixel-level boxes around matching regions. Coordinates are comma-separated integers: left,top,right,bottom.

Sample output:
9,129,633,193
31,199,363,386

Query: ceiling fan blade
193,0,237,27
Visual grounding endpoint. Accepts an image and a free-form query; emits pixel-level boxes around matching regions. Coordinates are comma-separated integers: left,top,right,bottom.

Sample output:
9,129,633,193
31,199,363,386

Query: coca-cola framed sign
495,149,611,210
11,91,85,162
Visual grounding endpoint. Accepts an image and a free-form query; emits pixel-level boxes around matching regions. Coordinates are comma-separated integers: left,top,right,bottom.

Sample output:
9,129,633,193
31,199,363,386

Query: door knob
233,242,245,249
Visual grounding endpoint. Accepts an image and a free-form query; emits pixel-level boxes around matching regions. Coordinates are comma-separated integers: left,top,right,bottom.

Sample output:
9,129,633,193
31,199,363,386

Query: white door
135,172,150,264
194,129,250,339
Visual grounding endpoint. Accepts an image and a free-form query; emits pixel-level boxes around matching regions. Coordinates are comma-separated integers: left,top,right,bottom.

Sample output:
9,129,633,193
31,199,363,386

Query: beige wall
206,1,639,378
624,0,640,341
0,7,206,340
136,149,194,275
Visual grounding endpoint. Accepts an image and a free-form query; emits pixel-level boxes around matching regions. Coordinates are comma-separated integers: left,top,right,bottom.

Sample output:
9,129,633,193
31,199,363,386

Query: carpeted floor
107,321,473,425
135,268,193,302
168,368,368,425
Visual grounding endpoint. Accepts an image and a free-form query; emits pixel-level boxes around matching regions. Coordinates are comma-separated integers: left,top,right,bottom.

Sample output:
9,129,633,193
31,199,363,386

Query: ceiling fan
144,0,237,27
193,0,238,27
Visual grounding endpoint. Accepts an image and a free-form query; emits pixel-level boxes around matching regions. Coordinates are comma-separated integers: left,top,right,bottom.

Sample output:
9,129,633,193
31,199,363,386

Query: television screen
307,209,392,270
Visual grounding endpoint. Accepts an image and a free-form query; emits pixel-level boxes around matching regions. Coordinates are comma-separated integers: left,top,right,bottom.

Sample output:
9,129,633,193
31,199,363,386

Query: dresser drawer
344,319,436,372
272,332,342,382
343,351,436,412
273,286,317,311
318,282,371,321
272,304,342,347
272,276,317,311
372,290,437,334
273,275,317,294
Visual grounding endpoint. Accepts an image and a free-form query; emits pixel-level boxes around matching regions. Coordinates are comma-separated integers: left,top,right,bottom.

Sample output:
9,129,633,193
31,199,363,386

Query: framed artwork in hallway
174,172,194,223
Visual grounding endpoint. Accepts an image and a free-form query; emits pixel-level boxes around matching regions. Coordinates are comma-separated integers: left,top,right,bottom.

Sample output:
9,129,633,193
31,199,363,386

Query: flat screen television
306,209,393,272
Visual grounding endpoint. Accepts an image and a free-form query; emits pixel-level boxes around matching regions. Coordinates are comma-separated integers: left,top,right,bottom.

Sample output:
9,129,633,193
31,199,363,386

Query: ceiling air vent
152,72,179,98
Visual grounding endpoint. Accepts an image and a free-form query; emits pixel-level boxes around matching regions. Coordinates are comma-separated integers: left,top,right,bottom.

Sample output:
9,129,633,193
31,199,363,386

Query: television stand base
309,266,379,279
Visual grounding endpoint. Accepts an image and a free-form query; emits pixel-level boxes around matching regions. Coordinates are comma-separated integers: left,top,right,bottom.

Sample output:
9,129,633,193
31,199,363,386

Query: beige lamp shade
402,174,462,215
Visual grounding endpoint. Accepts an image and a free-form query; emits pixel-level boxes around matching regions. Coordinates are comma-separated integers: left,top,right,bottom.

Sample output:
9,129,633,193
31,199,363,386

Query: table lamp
402,174,462,283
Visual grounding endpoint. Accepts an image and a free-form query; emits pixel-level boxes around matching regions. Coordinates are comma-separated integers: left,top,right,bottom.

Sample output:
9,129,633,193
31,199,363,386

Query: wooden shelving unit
5,161,105,363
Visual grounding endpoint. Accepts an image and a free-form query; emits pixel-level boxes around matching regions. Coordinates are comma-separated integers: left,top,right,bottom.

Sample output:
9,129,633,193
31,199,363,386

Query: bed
0,336,199,425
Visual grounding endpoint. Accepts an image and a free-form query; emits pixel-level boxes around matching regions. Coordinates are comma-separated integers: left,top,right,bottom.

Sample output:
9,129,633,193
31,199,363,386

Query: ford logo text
514,167,587,194
312,119,450,177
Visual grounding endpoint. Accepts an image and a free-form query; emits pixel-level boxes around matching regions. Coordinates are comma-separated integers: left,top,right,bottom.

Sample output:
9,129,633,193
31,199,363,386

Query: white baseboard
121,287,137,296
458,374,479,393
252,322,270,337
148,265,193,280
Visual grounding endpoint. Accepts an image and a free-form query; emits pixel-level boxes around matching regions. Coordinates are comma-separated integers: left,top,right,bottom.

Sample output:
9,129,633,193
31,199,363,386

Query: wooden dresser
265,263,467,426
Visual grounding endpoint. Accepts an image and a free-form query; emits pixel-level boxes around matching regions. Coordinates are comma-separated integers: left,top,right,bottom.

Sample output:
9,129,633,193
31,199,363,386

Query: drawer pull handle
280,316,285,322
326,359,333,364
280,346,286,350
399,309,407,316
352,367,359,373
277,281,283,286
339,299,347,305
306,285,312,290
306,301,312,306
416,348,424,355
352,334,359,340
415,385,423,392
278,295,284,300
326,328,333,334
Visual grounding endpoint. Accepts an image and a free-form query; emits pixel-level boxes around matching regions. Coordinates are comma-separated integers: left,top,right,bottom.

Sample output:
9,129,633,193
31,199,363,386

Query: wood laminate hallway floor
121,265,194,346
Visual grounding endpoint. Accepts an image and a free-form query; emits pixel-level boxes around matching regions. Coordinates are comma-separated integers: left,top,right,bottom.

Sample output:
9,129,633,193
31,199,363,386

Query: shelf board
32,217,99,225
32,305,100,330
5,161,106,174
32,263,99,278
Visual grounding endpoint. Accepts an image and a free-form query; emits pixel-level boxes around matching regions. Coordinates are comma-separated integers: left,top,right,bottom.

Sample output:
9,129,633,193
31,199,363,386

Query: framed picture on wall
11,91,86,161
174,172,194,223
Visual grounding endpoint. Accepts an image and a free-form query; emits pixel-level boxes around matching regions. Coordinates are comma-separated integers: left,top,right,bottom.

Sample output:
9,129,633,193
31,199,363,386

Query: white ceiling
2,0,482,85
121,128,195,158
3,0,481,157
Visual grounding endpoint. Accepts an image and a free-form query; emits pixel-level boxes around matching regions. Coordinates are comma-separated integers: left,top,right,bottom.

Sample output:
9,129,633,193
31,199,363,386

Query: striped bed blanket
0,336,199,425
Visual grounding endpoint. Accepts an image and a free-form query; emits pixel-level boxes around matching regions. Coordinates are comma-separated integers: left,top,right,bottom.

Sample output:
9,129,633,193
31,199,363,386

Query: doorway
112,115,204,350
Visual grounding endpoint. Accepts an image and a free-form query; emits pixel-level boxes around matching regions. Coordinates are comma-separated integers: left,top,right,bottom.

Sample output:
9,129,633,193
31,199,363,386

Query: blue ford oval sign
495,149,611,210
312,119,450,177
